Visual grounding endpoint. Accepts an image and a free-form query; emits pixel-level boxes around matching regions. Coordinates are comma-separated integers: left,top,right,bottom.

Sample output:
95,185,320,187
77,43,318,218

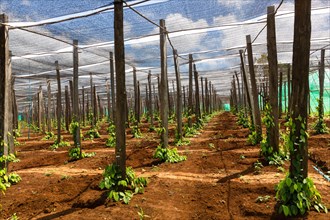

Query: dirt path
1,112,329,220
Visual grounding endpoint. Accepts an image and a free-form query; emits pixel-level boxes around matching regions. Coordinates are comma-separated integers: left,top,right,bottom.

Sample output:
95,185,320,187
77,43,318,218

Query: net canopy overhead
0,0,329,111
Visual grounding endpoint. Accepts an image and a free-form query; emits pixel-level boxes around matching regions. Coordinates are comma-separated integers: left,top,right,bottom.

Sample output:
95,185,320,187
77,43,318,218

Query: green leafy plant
7,173,21,185
68,147,95,161
256,195,271,203
99,164,148,204
247,130,261,146
183,124,200,137
131,125,142,138
313,99,328,134
41,131,55,140
276,116,327,217
106,124,116,148
137,206,150,220
50,138,70,150
153,145,187,163
9,213,19,220
276,175,328,216
253,160,263,175
237,108,250,128
84,128,101,140
105,136,116,148
174,132,190,146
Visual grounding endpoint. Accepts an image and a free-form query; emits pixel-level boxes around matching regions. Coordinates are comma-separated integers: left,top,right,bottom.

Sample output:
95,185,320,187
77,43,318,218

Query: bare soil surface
1,112,329,220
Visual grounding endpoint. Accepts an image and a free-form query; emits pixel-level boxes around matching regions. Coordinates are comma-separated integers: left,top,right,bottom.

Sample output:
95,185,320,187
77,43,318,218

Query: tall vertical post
267,5,279,152
47,79,52,132
72,39,81,150
188,54,193,127
148,71,153,128
55,61,61,144
318,49,325,119
232,76,238,113
234,71,241,108
287,64,291,114
65,86,70,131
239,50,252,111
110,52,115,122
279,71,283,117
89,72,94,127
0,13,13,169
246,35,262,138
82,86,85,126
133,67,139,123
93,85,98,126
289,0,311,181
173,49,182,140
106,80,111,121
114,0,126,178
205,78,209,114
38,86,45,133
201,77,205,114
194,64,201,122
159,19,169,148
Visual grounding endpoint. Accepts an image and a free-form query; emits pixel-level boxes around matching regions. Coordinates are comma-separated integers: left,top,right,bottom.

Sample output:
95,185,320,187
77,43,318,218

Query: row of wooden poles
0,7,223,171
227,5,327,157
230,48,326,118
23,54,221,137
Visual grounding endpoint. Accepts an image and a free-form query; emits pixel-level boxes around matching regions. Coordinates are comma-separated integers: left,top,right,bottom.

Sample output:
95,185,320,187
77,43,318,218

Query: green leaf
99,181,105,189
291,204,298,216
118,180,128,187
282,205,290,216
314,204,320,213
285,177,292,187
113,191,119,202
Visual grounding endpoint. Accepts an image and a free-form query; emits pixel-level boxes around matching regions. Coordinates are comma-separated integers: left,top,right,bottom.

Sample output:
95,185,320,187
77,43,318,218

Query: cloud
218,0,254,9
22,0,31,6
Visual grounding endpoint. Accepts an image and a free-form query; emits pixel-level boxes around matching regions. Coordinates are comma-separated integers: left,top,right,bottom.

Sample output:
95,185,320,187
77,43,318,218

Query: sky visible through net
0,0,329,112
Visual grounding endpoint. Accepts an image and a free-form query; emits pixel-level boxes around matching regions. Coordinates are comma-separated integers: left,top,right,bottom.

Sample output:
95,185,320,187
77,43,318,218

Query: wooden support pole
114,0,126,177
93,85,98,125
148,71,153,127
239,50,252,111
110,52,115,122
173,49,183,139
246,35,262,137
267,5,279,152
319,49,325,118
82,86,85,126
234,71,241,108
159,19,169,148
194,64,201,121
0,13,13,167
188,54,193,127
106,80,111,122
47,79,52,132
89,72,94,126
133,67,139,123
201,77,205,114
38,86,45,133
232,75,238,113
289,0,311,180
205,78,209,114
137,81,141,122
65,86,70,131
279,71,283,117
72,39,81,150
183,85,186,111
55,61,61,143
287,64,291,114
69,80,74,114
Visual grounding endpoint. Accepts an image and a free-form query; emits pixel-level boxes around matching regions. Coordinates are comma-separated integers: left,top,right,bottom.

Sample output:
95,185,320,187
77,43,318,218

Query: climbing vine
313,99,328,134
276,116,327,216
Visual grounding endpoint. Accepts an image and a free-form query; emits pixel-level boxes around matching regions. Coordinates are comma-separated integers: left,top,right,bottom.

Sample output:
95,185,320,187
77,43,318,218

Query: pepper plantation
0,0,329,219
